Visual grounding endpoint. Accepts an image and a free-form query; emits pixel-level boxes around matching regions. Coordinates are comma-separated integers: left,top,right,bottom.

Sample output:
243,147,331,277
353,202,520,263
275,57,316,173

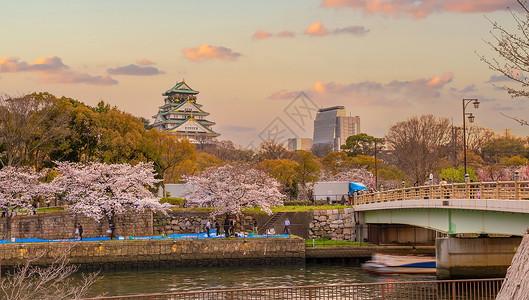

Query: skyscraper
312,106,360,151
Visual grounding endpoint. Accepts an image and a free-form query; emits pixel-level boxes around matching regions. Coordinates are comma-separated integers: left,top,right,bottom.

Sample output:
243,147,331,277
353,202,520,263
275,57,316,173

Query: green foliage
160,197,185,206
283,201,309,206
321,152,352,175
350,155,404,181
482,134,528,163
256,159,299,185
500,155,529,166
439,167,477,183
341,133,377,156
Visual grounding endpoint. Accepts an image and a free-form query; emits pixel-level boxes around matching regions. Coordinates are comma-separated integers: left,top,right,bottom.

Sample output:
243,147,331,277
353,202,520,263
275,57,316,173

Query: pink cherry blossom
185,163,285,217
51,161,168,222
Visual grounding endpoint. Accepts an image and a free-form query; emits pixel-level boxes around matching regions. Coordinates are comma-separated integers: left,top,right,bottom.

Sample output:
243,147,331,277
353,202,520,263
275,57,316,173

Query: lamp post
462,98,480,177
373,137,384,190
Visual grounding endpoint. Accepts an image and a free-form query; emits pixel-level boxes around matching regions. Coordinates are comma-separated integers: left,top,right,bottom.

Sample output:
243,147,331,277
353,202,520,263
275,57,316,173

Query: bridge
351,181,529,278
353,180,529,236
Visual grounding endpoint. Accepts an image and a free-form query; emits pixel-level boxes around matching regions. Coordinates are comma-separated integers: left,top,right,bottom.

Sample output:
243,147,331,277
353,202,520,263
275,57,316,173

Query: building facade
287,138,312,151
152,80,220,143
312,106,360,151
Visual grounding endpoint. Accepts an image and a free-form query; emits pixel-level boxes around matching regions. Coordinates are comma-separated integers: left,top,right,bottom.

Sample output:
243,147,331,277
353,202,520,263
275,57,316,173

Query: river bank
0,237,435,272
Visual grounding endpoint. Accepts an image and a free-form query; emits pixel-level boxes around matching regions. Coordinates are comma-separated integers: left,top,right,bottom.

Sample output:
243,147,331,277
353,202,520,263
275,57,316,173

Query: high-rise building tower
152,80,220,143
312,106,360,151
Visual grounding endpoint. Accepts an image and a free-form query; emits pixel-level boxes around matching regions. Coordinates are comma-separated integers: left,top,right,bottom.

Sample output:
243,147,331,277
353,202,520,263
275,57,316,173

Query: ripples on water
83,263,436,298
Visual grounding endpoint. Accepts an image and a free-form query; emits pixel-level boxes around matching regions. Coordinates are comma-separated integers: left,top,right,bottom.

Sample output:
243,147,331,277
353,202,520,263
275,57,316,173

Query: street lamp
462,98,480,177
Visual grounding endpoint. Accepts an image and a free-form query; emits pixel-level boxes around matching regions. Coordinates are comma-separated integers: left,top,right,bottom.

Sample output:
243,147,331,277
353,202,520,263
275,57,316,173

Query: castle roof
162,80,199,96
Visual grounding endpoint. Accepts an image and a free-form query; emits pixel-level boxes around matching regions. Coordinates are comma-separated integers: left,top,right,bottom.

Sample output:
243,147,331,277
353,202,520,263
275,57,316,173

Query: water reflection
82,263,436,298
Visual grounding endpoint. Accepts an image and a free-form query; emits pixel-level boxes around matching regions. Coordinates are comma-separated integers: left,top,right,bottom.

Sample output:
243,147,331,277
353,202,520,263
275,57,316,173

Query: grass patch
36,207,64,213
305,238,372,248
170,205,349,214
272,205,348,212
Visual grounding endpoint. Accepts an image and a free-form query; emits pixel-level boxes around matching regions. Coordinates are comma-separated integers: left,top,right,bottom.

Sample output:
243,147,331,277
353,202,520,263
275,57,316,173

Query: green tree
293,150,321,201
49,102,101,164
341,133,377,156
256,158,300,200
321,151,352,175
481,132,527,164
194,152,223,172
500,155,529,166
440,167,477,183
97,107,148,164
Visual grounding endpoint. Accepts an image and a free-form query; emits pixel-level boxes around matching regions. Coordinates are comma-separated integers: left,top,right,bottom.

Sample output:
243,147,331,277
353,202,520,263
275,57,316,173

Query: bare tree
465,125,497,153
385,115,452,185
311,142,334,158
478,0,529,125
0,246,100,300
201,140,255,162
0,93,70,169
257,139,292,161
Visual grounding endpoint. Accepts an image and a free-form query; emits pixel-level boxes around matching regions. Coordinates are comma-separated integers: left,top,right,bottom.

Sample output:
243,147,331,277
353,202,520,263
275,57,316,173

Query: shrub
160,197,184,206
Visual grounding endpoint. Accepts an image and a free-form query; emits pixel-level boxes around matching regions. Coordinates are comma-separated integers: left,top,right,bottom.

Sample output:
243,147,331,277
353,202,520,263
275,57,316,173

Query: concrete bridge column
436,236,521,279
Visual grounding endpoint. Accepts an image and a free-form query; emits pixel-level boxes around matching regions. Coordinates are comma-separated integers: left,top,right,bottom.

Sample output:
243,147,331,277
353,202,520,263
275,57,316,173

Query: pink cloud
252,30,272,40
267,89,302,100
321,0,509,19
0,56,118,85
182,44,242,62
136,58,155,66
305,21,328,36
304,22,370,37
276,31,295,38
269,72,454,106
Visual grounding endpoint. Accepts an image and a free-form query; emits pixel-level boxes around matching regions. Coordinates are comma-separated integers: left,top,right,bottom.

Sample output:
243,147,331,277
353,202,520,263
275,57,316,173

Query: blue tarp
350,182,368,192
0,237,111,244
0,230,290,243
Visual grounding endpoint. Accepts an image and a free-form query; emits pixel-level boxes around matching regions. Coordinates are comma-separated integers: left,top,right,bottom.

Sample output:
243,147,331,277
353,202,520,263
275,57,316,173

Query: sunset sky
1,0,528,147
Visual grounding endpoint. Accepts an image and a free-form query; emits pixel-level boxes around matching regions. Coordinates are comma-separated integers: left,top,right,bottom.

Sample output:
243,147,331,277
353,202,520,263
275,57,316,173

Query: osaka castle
152,80,220,143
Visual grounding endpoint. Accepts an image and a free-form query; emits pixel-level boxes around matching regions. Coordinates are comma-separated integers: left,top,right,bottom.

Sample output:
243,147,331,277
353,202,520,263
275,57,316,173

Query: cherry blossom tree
0,167,50,239
185,164,285,217
51,161,168,225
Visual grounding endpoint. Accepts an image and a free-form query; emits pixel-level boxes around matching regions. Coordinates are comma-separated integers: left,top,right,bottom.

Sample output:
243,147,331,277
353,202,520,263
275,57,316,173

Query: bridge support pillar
436,236,521,279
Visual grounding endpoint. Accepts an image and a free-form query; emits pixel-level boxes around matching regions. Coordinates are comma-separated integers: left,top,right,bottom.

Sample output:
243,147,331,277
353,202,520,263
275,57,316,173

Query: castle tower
152,80,220,143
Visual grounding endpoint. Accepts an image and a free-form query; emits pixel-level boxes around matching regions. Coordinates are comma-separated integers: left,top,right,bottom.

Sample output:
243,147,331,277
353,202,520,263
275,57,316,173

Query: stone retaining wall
0,211,153,240
152,211,269,236
0,238,305,270
309,208,357,240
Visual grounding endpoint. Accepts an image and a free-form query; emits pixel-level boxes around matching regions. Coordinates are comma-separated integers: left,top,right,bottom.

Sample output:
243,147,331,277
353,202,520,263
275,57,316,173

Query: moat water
82,263,436,298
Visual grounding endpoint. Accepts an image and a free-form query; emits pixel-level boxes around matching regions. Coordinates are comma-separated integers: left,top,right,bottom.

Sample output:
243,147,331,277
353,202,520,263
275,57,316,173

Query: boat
362,253,436,274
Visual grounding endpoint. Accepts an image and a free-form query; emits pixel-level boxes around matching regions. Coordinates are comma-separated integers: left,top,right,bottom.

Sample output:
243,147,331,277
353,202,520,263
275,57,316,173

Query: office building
287,138,312,151
312,106,360,151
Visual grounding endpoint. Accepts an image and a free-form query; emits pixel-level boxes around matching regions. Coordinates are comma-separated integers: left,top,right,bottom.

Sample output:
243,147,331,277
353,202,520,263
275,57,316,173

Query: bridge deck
353,181,529,236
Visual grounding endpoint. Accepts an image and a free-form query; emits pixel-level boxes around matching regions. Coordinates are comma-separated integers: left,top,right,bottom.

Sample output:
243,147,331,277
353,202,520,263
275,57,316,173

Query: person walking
109,223,116,240
284,218,291,235
223,217,230,238
77,223,83,240
206,220,211,237
215,220,221,236
252,218,258,234
229,218,236,236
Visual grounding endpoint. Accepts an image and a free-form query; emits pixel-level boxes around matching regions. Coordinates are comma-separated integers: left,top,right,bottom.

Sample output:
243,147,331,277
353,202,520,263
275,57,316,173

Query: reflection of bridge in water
353,181,529,236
